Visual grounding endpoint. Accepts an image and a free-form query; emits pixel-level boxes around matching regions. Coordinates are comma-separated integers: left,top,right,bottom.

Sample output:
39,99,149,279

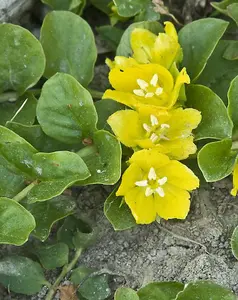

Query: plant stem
12,181,37,202
0,92,18,103
45,248,83,300
88,88,103,99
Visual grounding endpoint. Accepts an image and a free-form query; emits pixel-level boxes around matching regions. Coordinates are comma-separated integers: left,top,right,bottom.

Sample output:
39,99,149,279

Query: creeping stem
13,181,38,202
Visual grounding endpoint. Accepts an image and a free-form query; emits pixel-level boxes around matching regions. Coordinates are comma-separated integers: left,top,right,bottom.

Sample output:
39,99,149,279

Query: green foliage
40,11,97,87
231,225,238,260
0,197,35,245
212,0,238,24
228,75,238,135
114,287,139,300
42,0,86,14
178,18,228,81
186,84,233,140
0,24,45,95
0,256,47,295
71,266,111,299
104,186,136,230
97,25,124,51
138,282,184,300
198,139,237,182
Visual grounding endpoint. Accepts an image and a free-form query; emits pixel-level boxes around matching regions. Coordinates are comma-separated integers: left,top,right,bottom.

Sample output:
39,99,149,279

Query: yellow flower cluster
103,22,201,224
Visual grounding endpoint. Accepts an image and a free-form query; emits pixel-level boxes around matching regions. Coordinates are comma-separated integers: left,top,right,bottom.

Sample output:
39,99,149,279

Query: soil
1,0,238,299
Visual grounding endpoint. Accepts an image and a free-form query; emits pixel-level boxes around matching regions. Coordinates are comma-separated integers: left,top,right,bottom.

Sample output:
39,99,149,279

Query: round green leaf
37,73,98,145
223,41,238,60
40,11,97,86
71,267,111,300
186,84,233,140
96,26,124,51
90,0,111,14
33,242,69,270
0,197,35,245
27,195,76,241
27,151,90,203
116,21,163,57
114,287,139,300
198,139,237,182
138,282,184,300
197,40,238,104
114,0,144,17
227,3,238,25
104,186,136,231
42,0,85,13
178,18,228,81
211,0,236,14
228,75,238,135
135,1,160,22
0,256,47,295
0,24,45,95
76,130,121,185
231,226,238,260
176,280,236,300
0,93,37,126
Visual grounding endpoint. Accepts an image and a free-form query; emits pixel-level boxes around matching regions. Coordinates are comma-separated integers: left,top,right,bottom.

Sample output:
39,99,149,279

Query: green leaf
33,242,69,269
0,197,35,245
42,0,86,14
0,94,37,126
90,0,111,14
6,123,75,152
116,21,163,57
97,26,124,51
227,3,238,24
138,282,184,300
134,1,160,22
0,24,45,95
211,0,237,14
178,18,228,81
27,151,90,203
176,280,236,300
197,40,238,104
95,99,124,132
27,195,76,241
76,130,121,185
37,73,98,145
57,216,95,249
186,84,233,140
71,267,111,300
114,0,145,17
223,41,238,60
104,186,136,231
114,287,139,300
231,226,238,260
228,75,238,135
198,139,237,182
40,11,97,87
0,256,47,295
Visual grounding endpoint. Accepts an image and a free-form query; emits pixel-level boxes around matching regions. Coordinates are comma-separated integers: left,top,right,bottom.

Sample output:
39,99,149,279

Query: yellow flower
117,149,199,224
231,164,238,196
108,106,201,160
130,22,182,69
103,64,190,109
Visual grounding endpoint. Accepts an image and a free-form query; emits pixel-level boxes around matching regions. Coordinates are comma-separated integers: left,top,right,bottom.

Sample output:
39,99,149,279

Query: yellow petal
108,68,139,92
105,58,114,69
107,110,144,147
164,21,178,42
129,149,170,171
168,68,190,108
103,90,136,107
125,187,156,224
131,28,157,64
155,185,190,220
167,108,201,139
116,163,144,196
161,160,199,190
231,164,238,196
107,56,138,70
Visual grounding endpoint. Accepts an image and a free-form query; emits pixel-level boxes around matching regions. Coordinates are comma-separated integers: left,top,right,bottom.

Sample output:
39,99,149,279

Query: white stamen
161,123,170,129
156,187,165,197
137,79,148,90
160,134,170,141
148,167,157,181
145,92,154,98
133,89,145,97
155,87,163,96
150,115,159,126
150,133,159,143
158,176,167,186
150,74,158,87
143,123,151,132
135,180,148,187
145,187,153,197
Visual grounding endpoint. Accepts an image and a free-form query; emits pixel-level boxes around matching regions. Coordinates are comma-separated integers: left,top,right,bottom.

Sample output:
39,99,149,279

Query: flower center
135,167,167,197
142,114,170,143
133,74,164,98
